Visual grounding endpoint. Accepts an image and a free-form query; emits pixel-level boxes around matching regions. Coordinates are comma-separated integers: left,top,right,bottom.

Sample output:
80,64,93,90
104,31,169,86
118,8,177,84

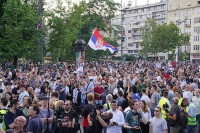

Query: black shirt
57,112,75,133
120,99,129,111
88,116,110,133
82,104,93,117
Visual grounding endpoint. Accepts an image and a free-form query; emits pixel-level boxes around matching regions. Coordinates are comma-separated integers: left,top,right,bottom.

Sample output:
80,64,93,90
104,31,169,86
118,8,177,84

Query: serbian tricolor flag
88,29,118,54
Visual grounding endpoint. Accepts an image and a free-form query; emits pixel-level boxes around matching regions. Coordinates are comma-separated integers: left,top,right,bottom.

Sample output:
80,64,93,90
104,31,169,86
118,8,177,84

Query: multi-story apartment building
167,0,200,61
111,0,169,60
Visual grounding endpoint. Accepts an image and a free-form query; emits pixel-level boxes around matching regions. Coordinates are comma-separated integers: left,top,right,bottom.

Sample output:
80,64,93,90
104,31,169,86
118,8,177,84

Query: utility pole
39,0,43,69
121,0,123,65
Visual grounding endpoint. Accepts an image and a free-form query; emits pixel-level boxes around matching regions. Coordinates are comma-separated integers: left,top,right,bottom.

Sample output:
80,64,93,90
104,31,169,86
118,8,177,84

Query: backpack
178,108,188,128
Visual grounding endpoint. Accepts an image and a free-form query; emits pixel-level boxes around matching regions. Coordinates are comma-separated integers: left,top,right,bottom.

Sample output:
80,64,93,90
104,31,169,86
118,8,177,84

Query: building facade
111,1,169,60
167,0,200,61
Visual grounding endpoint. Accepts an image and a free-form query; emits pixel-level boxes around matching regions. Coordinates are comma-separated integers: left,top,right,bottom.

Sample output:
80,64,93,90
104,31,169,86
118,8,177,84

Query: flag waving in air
88,29,118,54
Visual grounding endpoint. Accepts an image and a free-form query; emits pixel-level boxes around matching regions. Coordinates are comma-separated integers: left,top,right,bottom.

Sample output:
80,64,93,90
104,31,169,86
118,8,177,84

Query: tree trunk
13,56,18,67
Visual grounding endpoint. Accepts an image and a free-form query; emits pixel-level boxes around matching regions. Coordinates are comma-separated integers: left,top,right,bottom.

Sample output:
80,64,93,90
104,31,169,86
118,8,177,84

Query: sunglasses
128,96,133,99
154,110,159,112
64,104,69,106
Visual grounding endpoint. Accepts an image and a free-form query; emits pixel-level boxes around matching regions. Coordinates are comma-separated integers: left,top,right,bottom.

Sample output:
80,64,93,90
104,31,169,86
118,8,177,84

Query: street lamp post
121,0,123,65
176,18,187,65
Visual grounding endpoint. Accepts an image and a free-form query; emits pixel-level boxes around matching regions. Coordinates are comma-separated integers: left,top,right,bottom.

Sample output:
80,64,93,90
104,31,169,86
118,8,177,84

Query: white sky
45,0,161,10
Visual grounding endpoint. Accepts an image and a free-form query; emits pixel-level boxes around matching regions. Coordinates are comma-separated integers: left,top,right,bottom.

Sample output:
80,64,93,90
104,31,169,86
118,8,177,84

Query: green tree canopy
0,0,40,66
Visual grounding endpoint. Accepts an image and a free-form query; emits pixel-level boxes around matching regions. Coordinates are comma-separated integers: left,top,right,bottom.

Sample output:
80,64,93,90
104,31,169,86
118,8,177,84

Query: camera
163,103,169,113
54,106,65,121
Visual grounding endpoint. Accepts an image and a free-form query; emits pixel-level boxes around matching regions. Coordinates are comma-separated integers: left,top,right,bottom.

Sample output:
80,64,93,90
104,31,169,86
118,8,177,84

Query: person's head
183,84,189,91
130,99,139,110
27,86,33,93
5,92,12,101
139,100,148,113
189,84,194,92
10,99,20,110
59,80,63,86
49,101,55,111
106,94,113,102
28,104,40,117
163,91,168,98
87,93,94,102
151,85,157,92
13,116,26,129
52,92,59,99
117,90,123,98
64,100,72,111
166,83,172,90
0,98,8,107
175,90,181,98
101,111,113,120
172,97,179,105
56,100,64,109
19,84,26,92
131,85,138,93
195,89,200,97
41,96,49,107
154,107,161,116
127,92,133,101
110,99,117,111
182,98,189,107
141,88,146,95
172,86,179,93
23,96,32,107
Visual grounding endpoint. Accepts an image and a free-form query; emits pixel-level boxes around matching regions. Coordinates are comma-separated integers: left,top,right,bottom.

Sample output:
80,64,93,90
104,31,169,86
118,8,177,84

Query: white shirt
113,88,124,95
142,108,152,122
107,109,125,133
18,91,29,104
192,96,200,115
141,94,150,105
183,91,190,101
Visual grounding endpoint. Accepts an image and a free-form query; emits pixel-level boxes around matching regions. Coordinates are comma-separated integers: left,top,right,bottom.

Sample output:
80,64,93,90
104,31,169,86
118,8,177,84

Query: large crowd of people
0,59,199,133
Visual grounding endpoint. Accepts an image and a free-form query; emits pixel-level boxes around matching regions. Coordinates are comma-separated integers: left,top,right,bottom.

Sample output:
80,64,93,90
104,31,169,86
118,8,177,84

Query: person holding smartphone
124,100,147,133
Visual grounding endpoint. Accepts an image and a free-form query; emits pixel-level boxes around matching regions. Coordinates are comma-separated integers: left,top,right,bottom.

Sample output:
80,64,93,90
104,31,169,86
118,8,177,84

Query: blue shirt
125,111,142,133
38,108,53,131
133,93,141,101
26,115,44,133
188,103,196,118
56,85,66,102
4,109,25,128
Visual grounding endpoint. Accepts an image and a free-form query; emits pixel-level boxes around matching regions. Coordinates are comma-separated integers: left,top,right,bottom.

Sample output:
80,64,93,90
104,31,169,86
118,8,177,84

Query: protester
1,59,200,133
107,100,124,133
27,105,44,133
150,107,168,133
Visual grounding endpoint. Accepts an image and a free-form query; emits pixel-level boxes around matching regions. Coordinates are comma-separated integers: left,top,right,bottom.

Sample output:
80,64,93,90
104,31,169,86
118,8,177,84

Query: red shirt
94,87,104,100
163,74,169,81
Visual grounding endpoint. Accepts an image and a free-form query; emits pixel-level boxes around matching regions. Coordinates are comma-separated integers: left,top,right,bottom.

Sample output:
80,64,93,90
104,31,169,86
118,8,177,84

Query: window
178,11,182,17
170,13,173,18
198,0,200,4
194,17,200,23
179,2,181,7
187,1,191,6
134,50,139,53
128,43,134,47
128,30,131,33
128,50,133,53
186,9,192,16
171,4,173,9
136,43,139,48
196,8,200,14
194,45,200,50
194,36,200,41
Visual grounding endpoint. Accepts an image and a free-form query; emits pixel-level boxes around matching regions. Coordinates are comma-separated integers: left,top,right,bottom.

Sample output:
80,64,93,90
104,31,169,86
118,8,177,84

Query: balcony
185,23,191,27
185,32,191,36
